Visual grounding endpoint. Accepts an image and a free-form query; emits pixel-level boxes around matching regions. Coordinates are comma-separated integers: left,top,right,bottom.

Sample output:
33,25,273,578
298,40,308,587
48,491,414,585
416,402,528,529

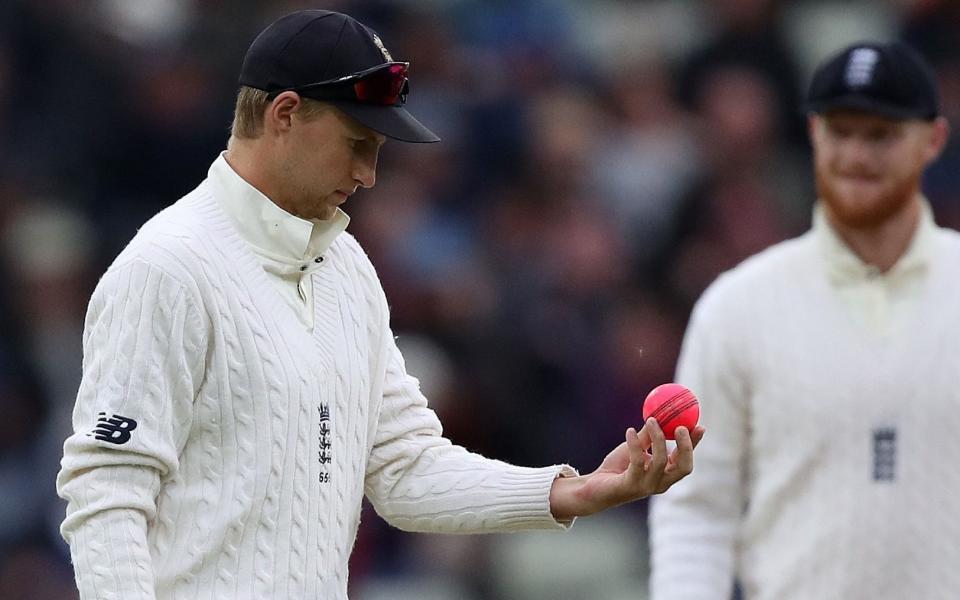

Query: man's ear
264,91,303,135
807,113,820,140
925,116,951,164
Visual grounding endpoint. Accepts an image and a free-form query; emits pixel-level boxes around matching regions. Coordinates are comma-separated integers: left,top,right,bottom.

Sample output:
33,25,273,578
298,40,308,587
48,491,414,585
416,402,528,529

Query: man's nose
840,136,874,167
353,157,377,189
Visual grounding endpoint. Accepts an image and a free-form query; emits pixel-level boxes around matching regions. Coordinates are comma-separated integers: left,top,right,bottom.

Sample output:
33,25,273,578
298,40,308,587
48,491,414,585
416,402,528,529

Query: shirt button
300,265,307,271
315,256,324,263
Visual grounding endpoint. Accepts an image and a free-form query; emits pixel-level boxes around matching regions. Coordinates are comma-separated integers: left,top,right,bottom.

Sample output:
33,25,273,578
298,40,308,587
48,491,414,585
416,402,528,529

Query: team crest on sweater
872,427,896,482
319,404,331,484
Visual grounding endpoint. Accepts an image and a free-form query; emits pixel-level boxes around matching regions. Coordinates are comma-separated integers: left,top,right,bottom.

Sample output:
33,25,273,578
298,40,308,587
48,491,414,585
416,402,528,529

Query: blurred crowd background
0,0,958,598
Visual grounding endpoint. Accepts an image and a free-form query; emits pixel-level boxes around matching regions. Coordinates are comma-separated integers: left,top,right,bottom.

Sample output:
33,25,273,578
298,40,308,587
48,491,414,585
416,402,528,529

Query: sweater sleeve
56,259,206,600
648,284,750,600
364,318,576,533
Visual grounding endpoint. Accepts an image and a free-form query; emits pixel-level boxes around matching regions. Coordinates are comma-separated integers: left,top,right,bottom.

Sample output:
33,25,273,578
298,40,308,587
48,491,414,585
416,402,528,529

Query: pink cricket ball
642,383,700,440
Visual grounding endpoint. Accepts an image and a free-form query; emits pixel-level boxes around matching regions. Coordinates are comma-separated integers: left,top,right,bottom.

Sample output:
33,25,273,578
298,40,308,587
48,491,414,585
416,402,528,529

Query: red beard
815,165,922,230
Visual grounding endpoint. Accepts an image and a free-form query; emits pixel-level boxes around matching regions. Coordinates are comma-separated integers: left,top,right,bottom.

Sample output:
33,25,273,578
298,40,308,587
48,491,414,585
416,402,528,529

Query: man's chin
817,168,921,231
823,195,907,230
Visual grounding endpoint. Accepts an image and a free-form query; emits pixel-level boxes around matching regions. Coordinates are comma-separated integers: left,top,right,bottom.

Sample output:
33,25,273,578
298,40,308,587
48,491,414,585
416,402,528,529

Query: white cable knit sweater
57,161,573,600
649,205,960,600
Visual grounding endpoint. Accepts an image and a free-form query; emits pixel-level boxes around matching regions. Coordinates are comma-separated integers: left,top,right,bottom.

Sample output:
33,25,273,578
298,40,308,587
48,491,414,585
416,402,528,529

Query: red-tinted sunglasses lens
353,64,408,105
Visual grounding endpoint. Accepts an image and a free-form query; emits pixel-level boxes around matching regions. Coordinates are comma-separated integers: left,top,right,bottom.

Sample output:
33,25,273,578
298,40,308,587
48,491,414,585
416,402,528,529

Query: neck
224,139,295,215
825,196,922,273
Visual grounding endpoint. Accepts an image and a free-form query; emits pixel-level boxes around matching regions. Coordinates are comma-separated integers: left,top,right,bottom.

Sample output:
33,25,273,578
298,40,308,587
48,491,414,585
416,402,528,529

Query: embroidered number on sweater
318,404,331,483
89,412,139,445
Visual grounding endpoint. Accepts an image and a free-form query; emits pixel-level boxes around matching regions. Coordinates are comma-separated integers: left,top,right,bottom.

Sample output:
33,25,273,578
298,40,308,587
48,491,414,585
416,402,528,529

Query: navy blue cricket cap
239,10,440,143
806,41,940,121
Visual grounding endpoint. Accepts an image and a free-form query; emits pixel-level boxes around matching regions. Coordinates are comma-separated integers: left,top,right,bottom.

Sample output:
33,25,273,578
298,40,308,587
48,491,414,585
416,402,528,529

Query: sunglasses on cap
267,62,410,106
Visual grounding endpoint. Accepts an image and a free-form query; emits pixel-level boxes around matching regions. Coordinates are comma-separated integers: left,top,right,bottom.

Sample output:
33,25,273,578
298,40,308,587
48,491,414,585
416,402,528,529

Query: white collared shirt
813,201,934,337
207,152,350,329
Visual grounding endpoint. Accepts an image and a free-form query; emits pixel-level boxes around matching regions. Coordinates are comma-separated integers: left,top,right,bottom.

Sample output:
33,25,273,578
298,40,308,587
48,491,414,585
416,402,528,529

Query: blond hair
230,86,332,139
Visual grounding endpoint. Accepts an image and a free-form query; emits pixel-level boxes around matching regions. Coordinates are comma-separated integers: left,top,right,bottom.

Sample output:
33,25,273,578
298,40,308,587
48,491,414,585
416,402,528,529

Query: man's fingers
665,426,695,479
643,418,668,476
635,420,653,450
625,427,647,476
625,420,701,497
690,425,706,448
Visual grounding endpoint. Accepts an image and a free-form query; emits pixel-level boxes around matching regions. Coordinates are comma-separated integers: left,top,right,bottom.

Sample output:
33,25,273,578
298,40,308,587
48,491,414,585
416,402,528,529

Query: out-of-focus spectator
669,62,806,307
3,203,95,399
900,0,960,228
677,0,806,149
1,202,98,572
591,56,702,275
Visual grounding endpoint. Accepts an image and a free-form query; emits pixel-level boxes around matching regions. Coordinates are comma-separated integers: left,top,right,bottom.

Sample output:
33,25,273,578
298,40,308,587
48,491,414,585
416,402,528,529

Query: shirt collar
207,152,350,264
814,200,936,285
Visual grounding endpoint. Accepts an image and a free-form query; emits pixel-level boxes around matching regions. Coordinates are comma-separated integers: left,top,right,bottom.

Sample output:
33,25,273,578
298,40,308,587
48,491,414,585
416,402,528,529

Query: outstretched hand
549,418,705,520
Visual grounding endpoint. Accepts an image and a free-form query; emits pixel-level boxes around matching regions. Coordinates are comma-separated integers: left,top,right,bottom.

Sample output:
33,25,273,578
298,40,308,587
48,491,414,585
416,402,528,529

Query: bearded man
649,41,960,600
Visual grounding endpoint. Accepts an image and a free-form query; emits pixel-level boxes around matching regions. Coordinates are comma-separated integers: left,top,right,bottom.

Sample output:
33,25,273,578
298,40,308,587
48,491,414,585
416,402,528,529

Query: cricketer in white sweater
57,155,576,599
649,203,960,599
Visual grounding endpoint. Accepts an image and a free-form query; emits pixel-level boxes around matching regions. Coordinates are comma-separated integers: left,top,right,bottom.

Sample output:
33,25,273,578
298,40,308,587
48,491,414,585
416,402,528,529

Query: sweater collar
206,152,349,265
813,200,935,285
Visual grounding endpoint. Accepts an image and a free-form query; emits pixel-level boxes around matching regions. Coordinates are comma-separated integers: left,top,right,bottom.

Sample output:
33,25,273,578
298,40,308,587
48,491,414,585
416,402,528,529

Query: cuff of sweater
500,463,579,531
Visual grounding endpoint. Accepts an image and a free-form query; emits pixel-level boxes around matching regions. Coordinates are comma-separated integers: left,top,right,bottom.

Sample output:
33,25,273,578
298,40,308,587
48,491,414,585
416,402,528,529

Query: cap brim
330,102,440,143
807,95,934,121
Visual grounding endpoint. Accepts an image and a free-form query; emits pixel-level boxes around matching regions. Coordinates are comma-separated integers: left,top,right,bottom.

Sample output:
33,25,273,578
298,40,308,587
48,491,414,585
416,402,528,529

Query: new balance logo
88,413,138,445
